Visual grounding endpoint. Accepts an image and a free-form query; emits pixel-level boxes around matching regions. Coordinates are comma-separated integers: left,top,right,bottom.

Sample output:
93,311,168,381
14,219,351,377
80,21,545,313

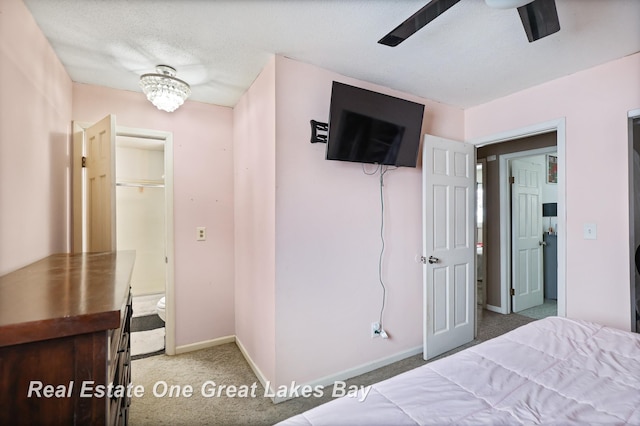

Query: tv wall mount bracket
310,120,328,143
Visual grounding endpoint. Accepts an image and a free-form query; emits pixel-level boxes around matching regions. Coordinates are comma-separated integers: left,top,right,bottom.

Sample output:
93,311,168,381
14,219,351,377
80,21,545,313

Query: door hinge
509,176,515,184
510,288,515,296
82,156,87,168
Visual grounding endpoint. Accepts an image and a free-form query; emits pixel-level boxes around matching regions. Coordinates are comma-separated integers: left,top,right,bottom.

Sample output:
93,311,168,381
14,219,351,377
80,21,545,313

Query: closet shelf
116,179,164,188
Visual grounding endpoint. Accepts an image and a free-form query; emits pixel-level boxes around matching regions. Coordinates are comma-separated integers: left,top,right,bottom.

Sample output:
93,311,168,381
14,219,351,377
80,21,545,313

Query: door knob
428,256,440,264
539,241,547,246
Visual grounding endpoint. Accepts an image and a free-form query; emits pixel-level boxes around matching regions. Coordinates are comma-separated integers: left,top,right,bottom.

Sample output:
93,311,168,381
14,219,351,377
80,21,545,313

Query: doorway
507,152,557,318
72,120,176,355
116,134,167,357
116,135,166,296
476,151,558,318
472,119,566,319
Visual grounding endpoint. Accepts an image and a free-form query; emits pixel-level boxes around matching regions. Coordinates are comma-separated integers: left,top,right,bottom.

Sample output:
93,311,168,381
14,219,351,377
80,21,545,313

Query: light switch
583,223,597,240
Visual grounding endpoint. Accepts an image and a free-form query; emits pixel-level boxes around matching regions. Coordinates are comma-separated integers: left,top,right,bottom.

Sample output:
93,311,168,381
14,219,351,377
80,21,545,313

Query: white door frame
628,108,640,332
73,122,176,355
476,159,487,317
470,118,566,318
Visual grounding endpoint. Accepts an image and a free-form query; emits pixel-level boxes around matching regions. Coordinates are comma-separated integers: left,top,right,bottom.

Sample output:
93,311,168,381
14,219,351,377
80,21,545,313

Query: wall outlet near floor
196,226,206,241
371,322,381,338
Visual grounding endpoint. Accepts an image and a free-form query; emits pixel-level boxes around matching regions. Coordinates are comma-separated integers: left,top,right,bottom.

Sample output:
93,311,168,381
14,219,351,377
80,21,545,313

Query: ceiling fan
379,0,560,46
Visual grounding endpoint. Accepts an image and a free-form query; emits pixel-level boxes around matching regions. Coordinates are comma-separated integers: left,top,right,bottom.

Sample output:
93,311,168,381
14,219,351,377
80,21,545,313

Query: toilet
156,296,166,322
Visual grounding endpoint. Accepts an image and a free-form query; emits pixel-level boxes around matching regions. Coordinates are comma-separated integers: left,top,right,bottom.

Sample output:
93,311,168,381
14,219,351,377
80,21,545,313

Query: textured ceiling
23,0,640,109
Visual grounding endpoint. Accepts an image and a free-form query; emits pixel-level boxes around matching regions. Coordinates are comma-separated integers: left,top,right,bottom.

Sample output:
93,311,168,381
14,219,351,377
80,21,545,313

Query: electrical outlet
197,226,206,241
583,223,597,240
371,322,380,338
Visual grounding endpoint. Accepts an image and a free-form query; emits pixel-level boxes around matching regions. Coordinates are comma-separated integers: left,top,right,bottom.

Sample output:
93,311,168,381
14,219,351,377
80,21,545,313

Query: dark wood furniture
0,251,135,425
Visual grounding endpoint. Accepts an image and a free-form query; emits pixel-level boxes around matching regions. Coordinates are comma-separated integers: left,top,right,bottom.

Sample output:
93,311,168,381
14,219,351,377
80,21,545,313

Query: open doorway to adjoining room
72,119,176,355
474,123,564,322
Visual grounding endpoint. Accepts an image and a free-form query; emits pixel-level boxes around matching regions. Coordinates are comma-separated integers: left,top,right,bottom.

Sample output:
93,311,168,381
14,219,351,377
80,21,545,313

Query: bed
278,317,640,425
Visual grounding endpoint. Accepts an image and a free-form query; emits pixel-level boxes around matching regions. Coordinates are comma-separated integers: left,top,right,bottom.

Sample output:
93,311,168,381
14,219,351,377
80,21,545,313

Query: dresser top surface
0,251,135,346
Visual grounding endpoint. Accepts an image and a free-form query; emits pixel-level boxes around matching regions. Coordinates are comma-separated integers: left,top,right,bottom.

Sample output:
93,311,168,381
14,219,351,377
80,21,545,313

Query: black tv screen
326,82,425,167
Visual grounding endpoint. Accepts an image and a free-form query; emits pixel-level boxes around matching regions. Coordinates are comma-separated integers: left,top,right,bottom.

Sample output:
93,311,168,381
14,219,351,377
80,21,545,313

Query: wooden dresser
0,251,135,425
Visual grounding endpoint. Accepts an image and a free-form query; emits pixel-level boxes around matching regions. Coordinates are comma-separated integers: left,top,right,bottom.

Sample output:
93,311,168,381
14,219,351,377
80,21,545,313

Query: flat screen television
326,81,425,167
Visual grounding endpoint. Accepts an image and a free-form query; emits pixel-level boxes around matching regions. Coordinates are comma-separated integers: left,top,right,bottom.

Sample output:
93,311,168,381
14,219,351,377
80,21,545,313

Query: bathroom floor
131,294,165,359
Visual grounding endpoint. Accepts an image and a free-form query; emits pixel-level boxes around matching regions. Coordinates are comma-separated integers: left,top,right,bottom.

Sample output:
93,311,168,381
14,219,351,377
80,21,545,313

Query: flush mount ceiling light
139,65,191,112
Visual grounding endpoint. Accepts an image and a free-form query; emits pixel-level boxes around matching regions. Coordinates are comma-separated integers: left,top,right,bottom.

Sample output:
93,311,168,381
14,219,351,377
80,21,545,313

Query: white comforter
279,317,640,425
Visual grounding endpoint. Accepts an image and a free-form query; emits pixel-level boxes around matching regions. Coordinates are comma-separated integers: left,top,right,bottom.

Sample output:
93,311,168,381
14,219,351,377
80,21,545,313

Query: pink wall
466,53,640,330
72,84,235,346
0,0,73,275
261,56,463,387
10,0,638,388
233,58,277,383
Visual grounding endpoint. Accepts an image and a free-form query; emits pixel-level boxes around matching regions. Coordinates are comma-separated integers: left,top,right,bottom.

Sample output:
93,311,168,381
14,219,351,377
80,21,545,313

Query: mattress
278,317,640,425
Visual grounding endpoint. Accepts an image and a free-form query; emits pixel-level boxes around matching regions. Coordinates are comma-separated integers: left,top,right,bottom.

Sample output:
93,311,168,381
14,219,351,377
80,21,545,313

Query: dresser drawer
109,291,132,425
108,294,132,383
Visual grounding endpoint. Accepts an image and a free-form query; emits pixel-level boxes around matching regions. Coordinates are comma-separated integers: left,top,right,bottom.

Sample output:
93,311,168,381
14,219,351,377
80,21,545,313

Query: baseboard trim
234,337,275,399
486,304,507,314
174,335,236,355
176,336,422,405
270,345,423,404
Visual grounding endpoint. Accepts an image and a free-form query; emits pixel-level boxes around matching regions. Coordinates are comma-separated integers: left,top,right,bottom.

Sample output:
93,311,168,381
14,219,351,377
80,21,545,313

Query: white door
511,158,544,312
85,115,117,252
423,135,475,360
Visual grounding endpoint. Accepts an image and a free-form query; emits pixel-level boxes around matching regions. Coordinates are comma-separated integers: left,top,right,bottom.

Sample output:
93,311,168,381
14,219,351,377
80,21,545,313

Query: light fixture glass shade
140,65,191,112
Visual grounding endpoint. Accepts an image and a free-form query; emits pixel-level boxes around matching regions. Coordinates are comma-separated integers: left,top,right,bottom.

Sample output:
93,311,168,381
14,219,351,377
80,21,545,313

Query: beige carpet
129,310,534,425
130,342,329,425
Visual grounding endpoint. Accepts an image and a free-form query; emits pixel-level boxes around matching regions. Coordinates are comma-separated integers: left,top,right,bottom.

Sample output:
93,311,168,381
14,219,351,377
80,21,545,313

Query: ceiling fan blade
378,0,461,47
517,0,560,42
